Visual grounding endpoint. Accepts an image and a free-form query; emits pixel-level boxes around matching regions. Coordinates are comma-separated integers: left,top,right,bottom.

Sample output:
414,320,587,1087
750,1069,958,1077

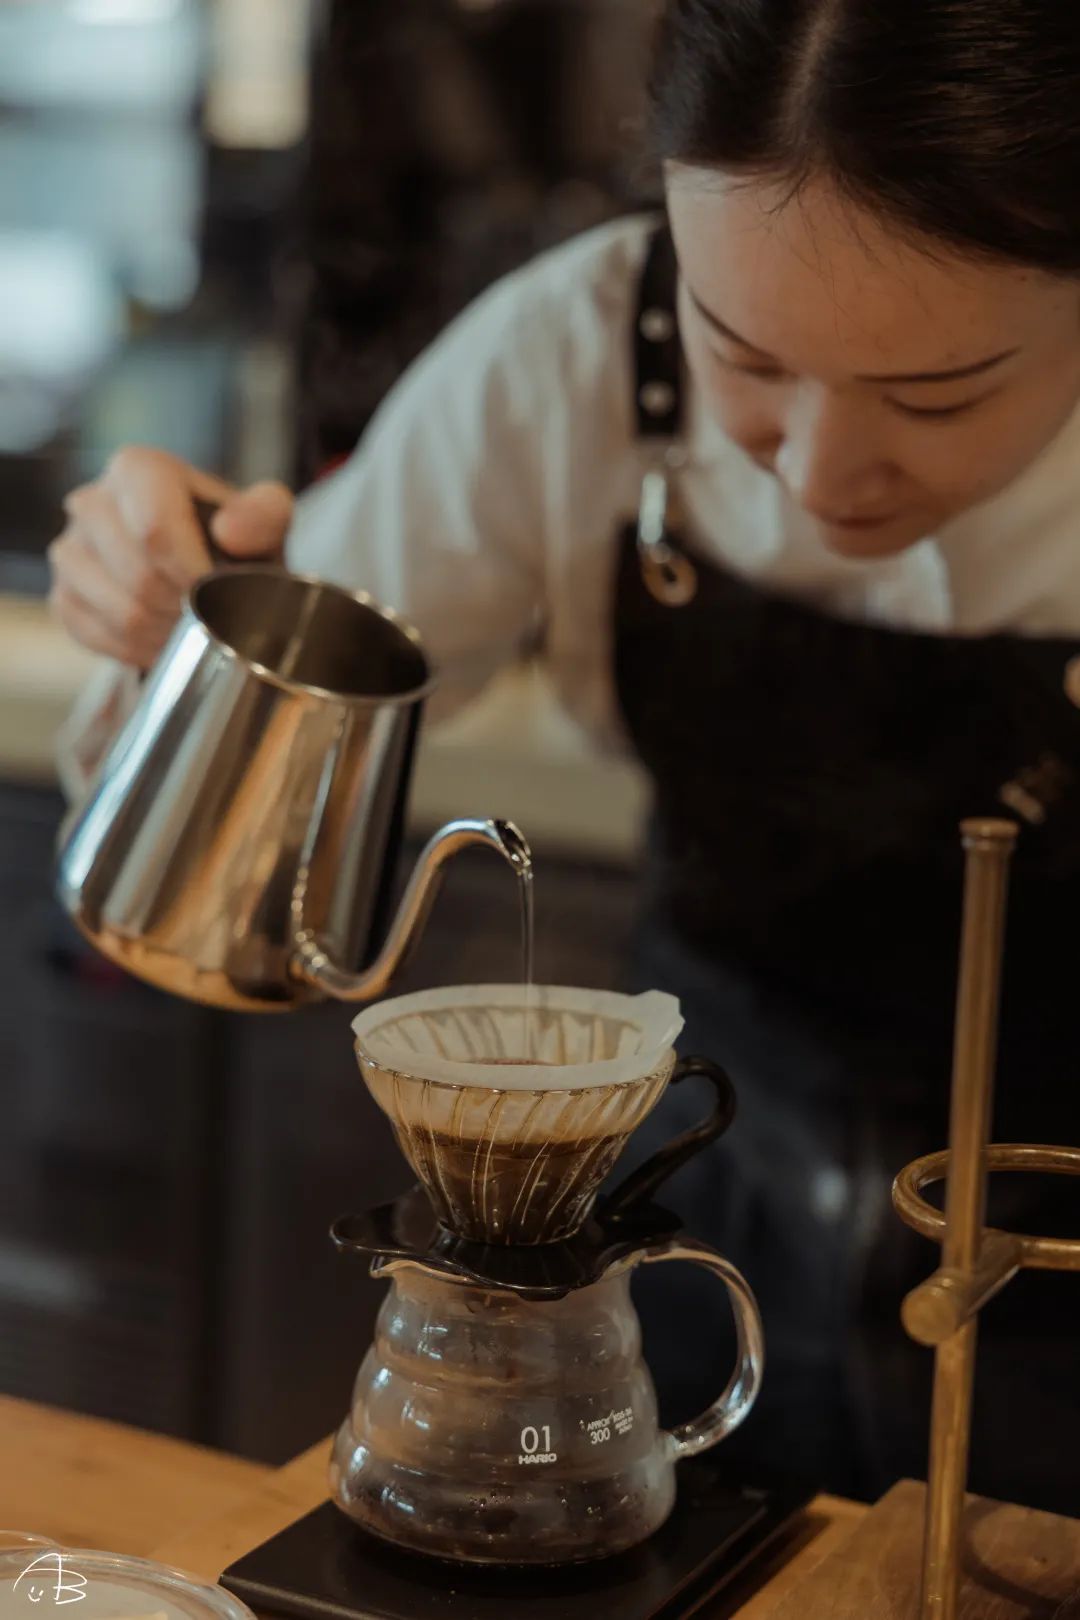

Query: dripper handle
604,1055,735,1218
639,1236,764,1458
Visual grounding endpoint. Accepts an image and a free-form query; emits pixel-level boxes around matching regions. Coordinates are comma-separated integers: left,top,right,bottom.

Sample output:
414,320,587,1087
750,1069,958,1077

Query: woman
51,0,1080,1510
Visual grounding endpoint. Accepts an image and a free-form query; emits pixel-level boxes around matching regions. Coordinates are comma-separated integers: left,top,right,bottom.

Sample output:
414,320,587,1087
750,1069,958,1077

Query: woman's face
667,169,1080,558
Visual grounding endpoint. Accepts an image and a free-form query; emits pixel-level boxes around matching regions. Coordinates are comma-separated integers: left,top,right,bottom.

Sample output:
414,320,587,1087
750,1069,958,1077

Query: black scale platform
220,1460,811,1620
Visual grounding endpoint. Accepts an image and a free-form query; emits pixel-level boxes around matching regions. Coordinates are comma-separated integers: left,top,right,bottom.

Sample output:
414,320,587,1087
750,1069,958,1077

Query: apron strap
632,221,697,605
633,222,684,440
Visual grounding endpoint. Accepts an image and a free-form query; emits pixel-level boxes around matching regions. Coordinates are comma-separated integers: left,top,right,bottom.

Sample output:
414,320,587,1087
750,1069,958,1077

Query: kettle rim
187,562,439,707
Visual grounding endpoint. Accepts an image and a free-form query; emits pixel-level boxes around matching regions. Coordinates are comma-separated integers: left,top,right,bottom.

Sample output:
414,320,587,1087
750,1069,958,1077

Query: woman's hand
48,447,294,668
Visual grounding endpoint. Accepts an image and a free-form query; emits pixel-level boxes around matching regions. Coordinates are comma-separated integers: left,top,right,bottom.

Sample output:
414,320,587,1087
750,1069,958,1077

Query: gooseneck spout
292,818,532,1003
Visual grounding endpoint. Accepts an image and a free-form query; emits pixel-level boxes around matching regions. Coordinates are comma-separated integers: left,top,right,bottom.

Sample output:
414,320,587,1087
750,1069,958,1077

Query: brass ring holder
896,1145,1080,1279
891,819,1080,1620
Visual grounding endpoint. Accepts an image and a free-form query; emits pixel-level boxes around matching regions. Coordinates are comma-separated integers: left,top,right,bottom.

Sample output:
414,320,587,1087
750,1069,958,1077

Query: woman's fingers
62,484,183,617
103,447,233,591
50,444,295,667
211,481,294,558
48,528,179,669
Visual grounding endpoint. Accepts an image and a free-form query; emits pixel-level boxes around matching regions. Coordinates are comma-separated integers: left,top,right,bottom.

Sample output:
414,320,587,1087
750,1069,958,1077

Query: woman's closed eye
889,391,996,421
711,347,995,421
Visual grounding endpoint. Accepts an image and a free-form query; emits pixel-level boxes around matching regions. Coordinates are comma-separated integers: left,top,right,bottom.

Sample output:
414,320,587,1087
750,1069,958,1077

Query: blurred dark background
0,0,655,1461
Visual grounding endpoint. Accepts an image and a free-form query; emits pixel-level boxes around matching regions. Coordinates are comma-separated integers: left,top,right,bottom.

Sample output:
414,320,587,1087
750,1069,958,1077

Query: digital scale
221,1459,811,1620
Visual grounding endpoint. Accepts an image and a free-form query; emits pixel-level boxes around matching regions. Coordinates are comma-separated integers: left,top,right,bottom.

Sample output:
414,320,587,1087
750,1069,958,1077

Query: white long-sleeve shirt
59,213,1080,796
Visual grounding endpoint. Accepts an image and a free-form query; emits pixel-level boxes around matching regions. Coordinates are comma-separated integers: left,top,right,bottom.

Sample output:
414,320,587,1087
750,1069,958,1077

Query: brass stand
892,820,1080,1620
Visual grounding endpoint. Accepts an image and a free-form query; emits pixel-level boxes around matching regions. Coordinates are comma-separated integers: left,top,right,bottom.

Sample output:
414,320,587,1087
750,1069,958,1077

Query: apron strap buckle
637,466,698,607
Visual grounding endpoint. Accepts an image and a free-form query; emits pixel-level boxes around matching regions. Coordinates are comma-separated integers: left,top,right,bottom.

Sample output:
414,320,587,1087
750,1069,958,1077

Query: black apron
613,225,1080,1512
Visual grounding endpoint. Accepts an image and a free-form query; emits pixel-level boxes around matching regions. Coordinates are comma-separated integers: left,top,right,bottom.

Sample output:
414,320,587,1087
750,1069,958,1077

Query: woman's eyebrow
685,283,1020,383
858,351,1020,384
686,285,770,351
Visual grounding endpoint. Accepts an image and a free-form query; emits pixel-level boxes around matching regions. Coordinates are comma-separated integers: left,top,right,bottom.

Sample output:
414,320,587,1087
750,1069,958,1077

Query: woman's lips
819,511,899,530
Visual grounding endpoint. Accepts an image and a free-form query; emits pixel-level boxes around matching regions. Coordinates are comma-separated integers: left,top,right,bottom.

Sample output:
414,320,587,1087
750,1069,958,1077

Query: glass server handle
640,1236,765,1460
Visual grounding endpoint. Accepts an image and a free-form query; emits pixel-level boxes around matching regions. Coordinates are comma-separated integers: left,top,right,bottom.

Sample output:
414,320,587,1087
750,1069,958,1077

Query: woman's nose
774,385,891,518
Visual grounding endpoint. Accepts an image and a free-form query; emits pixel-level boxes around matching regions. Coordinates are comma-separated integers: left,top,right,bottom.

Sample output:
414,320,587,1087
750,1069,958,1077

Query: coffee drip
351,986,682,1244
332,984,765,1565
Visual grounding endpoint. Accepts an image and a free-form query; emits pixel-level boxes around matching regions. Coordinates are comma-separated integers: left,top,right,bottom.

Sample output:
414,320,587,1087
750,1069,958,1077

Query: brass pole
919,818,1018,1620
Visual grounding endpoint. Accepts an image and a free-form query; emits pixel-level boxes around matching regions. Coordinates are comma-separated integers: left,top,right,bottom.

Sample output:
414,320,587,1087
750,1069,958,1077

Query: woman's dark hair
649,0,1080,273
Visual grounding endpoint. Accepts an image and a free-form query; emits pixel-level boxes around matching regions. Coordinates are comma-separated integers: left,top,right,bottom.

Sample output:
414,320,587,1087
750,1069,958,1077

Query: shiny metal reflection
56,565,530,1011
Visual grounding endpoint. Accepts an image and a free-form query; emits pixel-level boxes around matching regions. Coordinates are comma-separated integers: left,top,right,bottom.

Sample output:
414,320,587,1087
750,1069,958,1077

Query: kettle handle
191,497,233,569
604,1055,735,1218
639,1236,765,1458
136,499,229,682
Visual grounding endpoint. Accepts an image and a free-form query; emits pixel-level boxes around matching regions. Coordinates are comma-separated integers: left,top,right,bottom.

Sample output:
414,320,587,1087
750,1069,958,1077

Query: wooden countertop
0,1396,268,1557
0,1395,866,1617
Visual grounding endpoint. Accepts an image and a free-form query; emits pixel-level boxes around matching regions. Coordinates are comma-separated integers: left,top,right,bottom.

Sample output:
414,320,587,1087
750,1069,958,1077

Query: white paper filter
351,984,683,1091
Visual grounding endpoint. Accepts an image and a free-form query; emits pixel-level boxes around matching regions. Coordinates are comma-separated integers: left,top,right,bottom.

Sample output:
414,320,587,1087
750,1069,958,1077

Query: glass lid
0,1546,257,1620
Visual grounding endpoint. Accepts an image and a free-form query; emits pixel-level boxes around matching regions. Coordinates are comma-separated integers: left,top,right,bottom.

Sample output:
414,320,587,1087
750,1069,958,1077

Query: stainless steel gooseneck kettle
55,556,530,1013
